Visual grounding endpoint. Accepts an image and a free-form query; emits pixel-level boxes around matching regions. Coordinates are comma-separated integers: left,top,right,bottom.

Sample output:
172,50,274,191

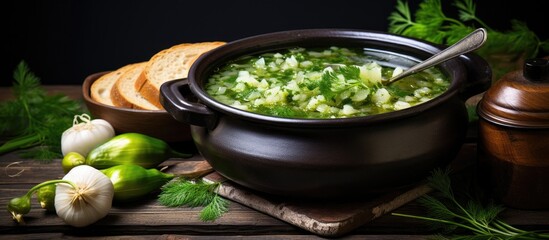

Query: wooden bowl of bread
82,41,225,142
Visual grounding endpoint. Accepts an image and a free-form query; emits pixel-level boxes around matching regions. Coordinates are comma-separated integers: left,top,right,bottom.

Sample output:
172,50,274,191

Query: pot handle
160,79,218,129
457,53,492,100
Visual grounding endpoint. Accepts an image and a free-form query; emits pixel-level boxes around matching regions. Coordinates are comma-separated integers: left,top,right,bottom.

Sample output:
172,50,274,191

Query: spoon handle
386,28,488,85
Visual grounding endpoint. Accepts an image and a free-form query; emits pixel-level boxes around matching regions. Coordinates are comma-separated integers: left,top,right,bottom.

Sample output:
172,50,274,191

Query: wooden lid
478,58,549,128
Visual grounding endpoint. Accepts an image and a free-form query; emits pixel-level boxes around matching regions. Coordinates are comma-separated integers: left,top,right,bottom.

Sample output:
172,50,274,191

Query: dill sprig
392,168,549,239
200,194,229,221
388,0,549,80
158,178,229,221
0,61,83,161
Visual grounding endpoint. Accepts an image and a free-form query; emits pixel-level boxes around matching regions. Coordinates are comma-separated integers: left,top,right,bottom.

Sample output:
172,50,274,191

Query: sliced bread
111,62,160,110
90,64,134,106
135,41,225,109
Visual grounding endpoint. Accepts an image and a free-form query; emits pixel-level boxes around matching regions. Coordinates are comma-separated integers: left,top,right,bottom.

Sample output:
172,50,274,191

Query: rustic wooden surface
1,85,549,239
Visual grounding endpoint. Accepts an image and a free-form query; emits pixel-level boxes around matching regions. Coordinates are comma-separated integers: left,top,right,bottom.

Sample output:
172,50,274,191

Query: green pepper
63,133,191,171
35,184,56,212
7,196,31,223
62,152,86,173
100,164,175,202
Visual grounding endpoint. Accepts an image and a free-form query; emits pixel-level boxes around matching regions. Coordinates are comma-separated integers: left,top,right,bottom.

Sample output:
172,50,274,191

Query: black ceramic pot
160,29,491,198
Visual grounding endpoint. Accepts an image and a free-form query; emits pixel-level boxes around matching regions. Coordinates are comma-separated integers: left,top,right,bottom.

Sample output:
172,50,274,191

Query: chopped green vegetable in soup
206,47,449,118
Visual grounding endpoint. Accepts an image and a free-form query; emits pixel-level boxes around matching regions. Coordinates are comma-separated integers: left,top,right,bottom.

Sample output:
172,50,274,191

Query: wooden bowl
82,71,192,143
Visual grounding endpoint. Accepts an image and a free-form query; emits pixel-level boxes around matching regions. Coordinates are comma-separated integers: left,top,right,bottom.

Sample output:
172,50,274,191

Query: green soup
206,46,450,119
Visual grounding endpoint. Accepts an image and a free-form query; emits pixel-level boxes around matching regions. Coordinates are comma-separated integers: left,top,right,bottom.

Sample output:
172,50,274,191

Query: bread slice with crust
90,64,135,106
135,41,225,109
111,62,160,110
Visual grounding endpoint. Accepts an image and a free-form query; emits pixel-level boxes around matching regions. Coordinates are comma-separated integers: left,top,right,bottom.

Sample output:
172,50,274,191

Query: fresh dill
158,178,229,221
388,0,549,80
199,194,229,221
392,168,549,239
0,61,83,161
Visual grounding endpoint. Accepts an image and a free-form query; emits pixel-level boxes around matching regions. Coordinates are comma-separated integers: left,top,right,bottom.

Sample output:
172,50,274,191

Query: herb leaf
388,0,415,35
200,194,229,221
319,71,337,100
388,0,549,80
454,0,479,24
319,65,365,101
158,178,215,207
158,178,229,221
392,167,549,239
0,61,83,160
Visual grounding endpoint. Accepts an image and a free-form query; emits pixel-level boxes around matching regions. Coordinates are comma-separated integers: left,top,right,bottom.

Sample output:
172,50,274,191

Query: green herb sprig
320,66,362,99
388,0,549,80
158,178,229,221
0,61,83,160
392,168,549,239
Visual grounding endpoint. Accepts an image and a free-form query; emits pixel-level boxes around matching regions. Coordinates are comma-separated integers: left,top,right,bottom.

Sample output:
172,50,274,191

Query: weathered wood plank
0,234,434,240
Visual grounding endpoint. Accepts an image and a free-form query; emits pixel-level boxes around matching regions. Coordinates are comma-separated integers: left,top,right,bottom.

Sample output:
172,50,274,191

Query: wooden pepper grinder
477,58,549,209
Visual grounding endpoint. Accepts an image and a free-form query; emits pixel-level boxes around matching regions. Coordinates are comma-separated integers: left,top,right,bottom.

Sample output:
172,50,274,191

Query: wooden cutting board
167,144,475,237
204,172,432,237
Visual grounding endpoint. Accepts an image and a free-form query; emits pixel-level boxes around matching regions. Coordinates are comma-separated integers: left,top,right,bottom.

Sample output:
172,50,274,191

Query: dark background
2,0,548,86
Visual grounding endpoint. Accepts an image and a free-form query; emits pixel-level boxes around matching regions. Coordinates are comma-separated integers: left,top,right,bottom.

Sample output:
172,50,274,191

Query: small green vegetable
101,164,175,202
7,196,31,223
158,178,229,221
35,184,56,212
63,133,191,171
61,152,86,173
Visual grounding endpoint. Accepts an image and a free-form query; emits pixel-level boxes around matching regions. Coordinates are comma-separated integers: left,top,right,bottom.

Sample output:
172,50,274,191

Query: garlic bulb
61,113,115,157
55,165,114,227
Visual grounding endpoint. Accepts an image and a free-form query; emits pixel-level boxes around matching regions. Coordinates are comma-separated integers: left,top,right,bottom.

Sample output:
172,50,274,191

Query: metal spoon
384,28,488,85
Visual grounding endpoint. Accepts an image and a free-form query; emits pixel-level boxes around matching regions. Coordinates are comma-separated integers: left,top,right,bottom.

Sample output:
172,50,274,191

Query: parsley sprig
0,61,83,160
320,65,369,101
392,168,549,239
158,178,229,221
388,0,549,80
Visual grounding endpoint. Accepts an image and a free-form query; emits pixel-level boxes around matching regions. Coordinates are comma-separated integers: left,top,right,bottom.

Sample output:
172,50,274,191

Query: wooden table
1,85,549,239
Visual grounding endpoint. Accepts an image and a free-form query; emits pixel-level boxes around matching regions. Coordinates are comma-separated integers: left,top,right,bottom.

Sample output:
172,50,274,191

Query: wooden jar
477,58,549,209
